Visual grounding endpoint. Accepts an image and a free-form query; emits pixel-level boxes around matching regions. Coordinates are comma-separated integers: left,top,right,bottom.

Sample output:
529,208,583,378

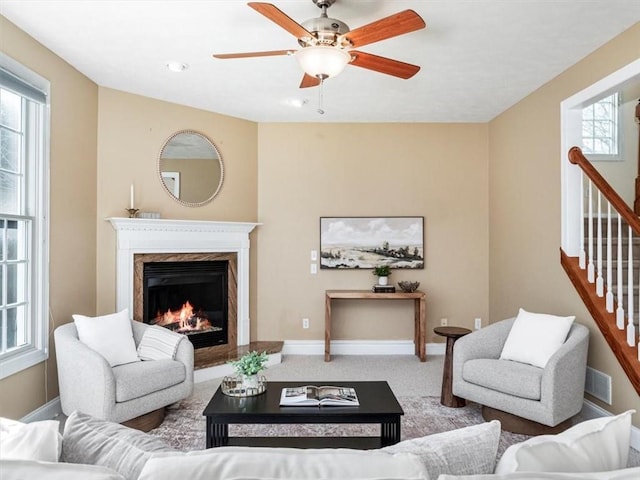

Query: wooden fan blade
339,10,425,48
248,2,314,40
299,74,321,89
349,51,421,79
213,49,295,59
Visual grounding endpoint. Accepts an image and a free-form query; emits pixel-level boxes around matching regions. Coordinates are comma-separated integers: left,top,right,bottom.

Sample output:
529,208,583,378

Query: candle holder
126,208,139,218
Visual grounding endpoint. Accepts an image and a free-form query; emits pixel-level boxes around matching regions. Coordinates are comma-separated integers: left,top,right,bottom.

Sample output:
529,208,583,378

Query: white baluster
616,214,625,329
629,235,637,347
587,181,594,283
579,174,586,269
605,202,613,312
627,226,634,337
596,192,603,296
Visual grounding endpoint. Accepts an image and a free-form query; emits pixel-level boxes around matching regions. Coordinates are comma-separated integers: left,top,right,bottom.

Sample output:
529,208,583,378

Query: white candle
130,184,134,209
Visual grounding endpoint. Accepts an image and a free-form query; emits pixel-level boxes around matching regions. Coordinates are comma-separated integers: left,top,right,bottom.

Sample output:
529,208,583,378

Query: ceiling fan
213,0,426,89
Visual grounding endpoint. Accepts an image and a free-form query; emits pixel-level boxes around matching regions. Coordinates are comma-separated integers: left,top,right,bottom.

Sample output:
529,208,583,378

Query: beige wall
0,16,98,418
95,88,258,324
256,123,489,342
488,23,640,427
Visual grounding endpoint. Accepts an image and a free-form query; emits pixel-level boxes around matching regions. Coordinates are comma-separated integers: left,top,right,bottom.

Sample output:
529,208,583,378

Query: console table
324,290,426,362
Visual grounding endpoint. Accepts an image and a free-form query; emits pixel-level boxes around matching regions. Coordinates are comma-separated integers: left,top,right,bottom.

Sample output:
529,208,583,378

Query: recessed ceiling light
166,61,188,72
286,98,309,108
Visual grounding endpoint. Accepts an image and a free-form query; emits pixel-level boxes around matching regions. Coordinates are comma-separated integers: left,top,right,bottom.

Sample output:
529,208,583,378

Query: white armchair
452,317,589,435
54,319,194,431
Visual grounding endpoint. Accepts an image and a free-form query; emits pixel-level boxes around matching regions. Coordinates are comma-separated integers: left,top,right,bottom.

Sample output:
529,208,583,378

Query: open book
279,385,359,407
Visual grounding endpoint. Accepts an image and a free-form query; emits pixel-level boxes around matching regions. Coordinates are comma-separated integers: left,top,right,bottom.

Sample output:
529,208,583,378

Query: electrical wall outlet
440,318,448,326
310,263,317,274
474,317,482,329
302,318,310,329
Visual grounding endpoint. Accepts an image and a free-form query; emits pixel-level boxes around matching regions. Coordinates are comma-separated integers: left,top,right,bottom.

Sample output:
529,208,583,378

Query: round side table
434,326,472,408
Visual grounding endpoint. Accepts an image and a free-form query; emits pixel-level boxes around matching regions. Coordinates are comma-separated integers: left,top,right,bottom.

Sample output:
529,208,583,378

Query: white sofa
0,410,638,480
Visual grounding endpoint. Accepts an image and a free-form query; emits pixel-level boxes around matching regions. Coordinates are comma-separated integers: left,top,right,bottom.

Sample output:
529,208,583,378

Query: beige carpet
148,354,639,465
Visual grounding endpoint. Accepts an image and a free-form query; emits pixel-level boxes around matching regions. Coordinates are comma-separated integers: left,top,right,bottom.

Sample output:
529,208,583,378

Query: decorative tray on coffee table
221,375,267,397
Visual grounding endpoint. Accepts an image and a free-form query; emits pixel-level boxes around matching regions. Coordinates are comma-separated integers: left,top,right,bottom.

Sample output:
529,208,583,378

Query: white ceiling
1,0,639,123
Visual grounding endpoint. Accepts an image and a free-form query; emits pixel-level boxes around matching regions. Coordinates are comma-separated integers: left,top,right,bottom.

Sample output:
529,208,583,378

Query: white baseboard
21,396,62,422
582,398,640,451
283,340,445,357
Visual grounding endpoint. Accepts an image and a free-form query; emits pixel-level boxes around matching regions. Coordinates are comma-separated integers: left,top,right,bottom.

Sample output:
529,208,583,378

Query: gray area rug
149,390,528,459
147,354,527,457
147,354,640,465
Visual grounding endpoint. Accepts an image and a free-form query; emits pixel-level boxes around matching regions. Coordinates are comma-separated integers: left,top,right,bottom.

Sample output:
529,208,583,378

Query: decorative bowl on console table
398,281,420,292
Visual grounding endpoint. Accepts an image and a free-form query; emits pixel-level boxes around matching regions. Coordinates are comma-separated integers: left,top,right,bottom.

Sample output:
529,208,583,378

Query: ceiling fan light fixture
294,46,350,79
166,61,189,72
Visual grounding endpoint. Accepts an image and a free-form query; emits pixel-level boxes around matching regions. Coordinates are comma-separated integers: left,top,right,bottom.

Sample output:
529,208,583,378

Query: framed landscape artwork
320,216,424,269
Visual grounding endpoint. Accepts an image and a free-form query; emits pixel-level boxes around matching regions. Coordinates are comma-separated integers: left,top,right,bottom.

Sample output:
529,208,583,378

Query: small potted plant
230,350,269,390
373,265,392,285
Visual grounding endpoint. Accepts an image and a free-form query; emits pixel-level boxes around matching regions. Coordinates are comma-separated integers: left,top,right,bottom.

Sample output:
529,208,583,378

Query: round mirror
158,130,224,207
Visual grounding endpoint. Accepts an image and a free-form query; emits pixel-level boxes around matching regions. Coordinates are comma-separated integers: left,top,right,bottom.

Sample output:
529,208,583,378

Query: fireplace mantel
108,217,260,346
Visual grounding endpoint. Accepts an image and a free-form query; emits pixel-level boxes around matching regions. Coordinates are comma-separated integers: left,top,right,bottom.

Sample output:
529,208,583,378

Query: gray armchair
54,319,194,430
452,317,589,434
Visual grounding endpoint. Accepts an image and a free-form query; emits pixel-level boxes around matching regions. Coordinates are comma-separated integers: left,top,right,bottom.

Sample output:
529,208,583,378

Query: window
0,55,49,379
581,92,621,160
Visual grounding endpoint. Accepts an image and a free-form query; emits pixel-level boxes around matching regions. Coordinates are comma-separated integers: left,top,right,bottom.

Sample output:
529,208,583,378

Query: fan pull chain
317,77,325,115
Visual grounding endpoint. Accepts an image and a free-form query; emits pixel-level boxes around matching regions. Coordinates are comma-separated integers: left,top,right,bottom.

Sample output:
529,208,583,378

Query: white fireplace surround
108,218,260,346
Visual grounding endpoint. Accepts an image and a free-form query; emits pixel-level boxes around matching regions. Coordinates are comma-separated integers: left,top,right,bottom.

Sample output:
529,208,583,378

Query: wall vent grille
585,366,612,404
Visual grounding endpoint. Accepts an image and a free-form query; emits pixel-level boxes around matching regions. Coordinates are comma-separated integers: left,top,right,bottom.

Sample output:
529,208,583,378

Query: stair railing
563,146,639,393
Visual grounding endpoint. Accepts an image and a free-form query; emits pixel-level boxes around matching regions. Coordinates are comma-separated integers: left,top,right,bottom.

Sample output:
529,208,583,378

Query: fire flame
154,300,213,333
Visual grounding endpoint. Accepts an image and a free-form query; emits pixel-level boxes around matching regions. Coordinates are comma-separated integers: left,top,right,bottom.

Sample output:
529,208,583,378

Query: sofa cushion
462,359,543,400
0,417,62,462
495,409,634,474
62,411,177,480
73,309,140,367
0,460,126,480
382,420,501,479
437,466,640,479
138,447,429,480
137,325,184,361
499,308,574,368
113,358,186,402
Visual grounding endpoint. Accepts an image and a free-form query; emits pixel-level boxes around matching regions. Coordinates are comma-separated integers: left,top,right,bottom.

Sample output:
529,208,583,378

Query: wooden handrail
568,146,640,233
560,250,640,395
635,101,640,214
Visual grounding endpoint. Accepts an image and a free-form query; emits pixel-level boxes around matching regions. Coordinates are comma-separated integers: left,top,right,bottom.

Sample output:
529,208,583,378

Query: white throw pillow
495,410,635,474
137,325,184,361
382,420,501,478
138,447,429,480
62,411,177,480
73,309,139,367
438,466,640,479
0,417,62,462
500,308,575,368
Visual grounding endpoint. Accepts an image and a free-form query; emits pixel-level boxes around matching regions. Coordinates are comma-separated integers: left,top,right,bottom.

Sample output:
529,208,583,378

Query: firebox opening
143,261,228,350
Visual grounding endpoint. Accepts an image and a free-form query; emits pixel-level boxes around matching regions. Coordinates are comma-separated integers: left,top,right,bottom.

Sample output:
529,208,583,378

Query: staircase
561,147,640,395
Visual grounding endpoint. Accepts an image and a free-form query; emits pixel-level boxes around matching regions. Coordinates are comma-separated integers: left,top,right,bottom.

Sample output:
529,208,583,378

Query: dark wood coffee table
203,380,403,449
